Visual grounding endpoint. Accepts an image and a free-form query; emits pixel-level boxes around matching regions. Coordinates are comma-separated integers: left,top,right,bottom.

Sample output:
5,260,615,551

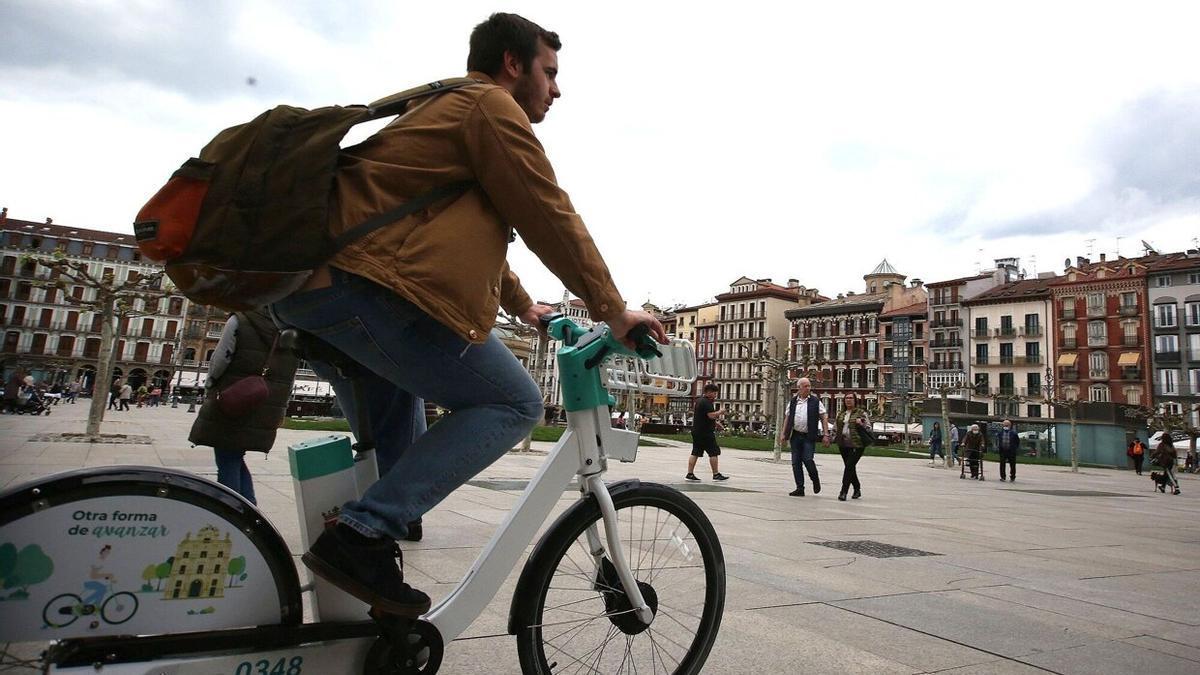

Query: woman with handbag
833,395,871,501
1154,437,1180,495
189,308,298,504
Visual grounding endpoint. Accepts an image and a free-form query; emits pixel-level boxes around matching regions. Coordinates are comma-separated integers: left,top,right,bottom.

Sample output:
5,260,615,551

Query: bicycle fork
581,475,654,625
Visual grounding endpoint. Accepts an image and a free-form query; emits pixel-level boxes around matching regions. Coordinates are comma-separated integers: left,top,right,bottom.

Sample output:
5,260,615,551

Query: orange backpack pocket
134,158,214,263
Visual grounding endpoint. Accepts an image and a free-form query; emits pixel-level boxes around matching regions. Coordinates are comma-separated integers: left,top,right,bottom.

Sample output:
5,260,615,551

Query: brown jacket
328,72,625,343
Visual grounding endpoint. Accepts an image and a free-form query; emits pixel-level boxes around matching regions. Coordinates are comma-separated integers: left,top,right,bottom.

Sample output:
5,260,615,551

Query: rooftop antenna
1115,236,1123,257
976,248,984,275
1029,254,1037,275
1142,239,1158,256
1085,238,1096,259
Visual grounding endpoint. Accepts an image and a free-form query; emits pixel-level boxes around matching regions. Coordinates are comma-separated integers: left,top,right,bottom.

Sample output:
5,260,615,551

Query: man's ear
502,49,524,79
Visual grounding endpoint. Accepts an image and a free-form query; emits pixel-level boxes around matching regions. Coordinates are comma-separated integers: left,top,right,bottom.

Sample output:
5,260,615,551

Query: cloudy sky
3,0,1198,310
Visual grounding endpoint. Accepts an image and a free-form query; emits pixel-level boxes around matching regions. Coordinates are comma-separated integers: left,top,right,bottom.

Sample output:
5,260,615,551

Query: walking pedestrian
929,421,945,466
150,386,162,407
996,419,1020,482
834,395,870,500
1128,438,1146,476
118,382,132,411
950,423,960,465
686,383,728,481
67,379,81,404
1152,437,1180,495
962,424,985,479
108,378,121,410
781,377,829,497
189,308,299,505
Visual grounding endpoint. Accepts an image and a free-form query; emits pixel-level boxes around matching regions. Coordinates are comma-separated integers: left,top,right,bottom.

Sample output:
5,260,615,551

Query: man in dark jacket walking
996,419,1020,482
189,308,298,504
780,377,830,496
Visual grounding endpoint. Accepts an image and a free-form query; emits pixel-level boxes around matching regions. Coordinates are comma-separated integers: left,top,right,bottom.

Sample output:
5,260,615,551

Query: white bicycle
0,314,725,674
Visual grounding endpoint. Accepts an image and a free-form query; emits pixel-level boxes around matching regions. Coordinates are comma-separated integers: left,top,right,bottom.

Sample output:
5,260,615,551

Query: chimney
788,278,799,288
1099,253,1106,262
1076,256,1087,267
45,217,53,225
837,293,845,299
911,278,923,288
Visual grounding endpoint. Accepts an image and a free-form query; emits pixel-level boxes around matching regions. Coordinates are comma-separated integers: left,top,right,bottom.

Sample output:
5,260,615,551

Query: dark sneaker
789,488,805,497
685,473,701,481
403,519,423,543
302,524,431,617
812,481,821,494
712,473,730,481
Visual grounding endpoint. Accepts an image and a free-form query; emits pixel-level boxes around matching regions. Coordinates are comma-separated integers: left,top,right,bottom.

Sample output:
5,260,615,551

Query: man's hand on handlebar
608,309,668,351
519,303,558,337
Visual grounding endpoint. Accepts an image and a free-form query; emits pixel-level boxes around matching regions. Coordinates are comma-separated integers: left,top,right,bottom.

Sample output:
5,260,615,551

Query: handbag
856,421,873,447
216,333,279,417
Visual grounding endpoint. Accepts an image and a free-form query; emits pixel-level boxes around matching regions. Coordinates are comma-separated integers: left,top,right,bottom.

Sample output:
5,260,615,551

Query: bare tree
757,339,820,462
930,382,965,468
24,252,180,440
1042,365,1082,472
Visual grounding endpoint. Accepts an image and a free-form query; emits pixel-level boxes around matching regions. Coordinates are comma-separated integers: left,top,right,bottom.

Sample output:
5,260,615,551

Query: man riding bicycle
272,12,666,618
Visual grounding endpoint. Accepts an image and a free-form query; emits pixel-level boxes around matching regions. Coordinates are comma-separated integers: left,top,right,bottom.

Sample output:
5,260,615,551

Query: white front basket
603,339,697,395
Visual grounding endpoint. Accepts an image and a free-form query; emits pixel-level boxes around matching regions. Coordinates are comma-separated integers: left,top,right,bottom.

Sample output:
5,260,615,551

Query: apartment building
786,260,923,419
0,217,188,392
926,260,1020,392
670,302,718,415
529,296,593,409
961,275,1057,419
1146,251,1200,426
714,277,821,430
1049,254,1153,406
878,300,928,416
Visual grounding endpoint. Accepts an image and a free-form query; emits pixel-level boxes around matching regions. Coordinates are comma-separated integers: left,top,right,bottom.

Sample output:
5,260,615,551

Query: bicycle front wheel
101,591,138,624
514,482,725,674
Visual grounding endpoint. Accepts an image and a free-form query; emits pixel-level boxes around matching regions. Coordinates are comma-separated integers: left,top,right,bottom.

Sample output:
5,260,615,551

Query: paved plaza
2,402,1198,674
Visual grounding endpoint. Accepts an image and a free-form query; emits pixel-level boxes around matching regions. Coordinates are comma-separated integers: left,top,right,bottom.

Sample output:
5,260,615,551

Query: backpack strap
332,77,483,253
367,77,483,119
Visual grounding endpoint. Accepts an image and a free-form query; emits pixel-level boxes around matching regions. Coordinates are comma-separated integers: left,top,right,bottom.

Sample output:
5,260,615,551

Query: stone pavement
2,402,1199,674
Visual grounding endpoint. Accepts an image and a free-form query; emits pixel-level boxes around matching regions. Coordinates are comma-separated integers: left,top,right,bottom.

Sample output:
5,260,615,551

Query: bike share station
1,316,726,674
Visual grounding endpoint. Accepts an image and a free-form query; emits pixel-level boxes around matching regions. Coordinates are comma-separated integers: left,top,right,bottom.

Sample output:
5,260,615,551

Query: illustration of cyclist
82,545,115,606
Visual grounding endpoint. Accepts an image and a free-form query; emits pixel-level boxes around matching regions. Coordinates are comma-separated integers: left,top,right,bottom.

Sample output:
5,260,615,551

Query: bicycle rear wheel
514,482,724,674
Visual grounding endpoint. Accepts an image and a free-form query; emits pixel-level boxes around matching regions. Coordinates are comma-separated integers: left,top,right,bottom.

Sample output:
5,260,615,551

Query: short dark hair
703,383,719,393
468,13,561,78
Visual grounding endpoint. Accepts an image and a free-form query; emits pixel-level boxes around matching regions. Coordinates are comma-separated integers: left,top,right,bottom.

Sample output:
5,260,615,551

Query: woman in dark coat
833,396,871,501
189,308,297,504
929,422,944,466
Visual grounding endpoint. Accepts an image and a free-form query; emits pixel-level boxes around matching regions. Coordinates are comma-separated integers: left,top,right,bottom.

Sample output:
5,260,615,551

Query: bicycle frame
426,400,646,641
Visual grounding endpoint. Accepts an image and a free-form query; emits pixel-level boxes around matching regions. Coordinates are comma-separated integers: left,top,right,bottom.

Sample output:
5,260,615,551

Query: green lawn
642,433,923,460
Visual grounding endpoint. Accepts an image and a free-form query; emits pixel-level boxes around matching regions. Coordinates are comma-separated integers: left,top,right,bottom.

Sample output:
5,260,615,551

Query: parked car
1149,430,1191,447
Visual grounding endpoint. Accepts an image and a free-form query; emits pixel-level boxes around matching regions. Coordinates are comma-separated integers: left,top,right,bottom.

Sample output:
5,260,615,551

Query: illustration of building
163,525,233,600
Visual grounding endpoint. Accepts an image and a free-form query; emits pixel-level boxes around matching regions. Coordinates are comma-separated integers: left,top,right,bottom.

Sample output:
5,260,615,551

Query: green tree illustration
141,563,158,591
154,556,174,591
2,545,53,594
227,556,246,588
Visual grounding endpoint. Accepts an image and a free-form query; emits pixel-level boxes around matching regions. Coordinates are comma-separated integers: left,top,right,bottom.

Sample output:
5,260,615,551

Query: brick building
1049,254,1156,406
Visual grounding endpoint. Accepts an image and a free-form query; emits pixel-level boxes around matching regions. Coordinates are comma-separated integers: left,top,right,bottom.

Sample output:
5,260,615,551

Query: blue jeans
214,449,257,505
789,434,820,489
272,269,542,540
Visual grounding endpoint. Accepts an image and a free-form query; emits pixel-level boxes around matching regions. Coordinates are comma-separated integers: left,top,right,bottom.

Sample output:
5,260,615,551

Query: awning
1056,353,1077,366
1118,352,1141,367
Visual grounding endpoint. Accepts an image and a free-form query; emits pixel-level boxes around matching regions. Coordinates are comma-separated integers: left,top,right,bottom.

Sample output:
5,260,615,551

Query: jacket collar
467,71,500,87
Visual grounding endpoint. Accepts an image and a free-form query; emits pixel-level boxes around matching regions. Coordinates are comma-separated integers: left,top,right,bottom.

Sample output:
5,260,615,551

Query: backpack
133,78,479,311
1132,441,1144,456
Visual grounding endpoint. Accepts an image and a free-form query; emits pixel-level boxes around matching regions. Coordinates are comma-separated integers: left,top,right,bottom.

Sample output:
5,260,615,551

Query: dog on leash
1150,471,1170,493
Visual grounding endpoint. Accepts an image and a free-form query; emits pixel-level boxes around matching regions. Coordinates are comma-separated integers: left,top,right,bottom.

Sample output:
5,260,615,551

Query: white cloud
3,0,1200,308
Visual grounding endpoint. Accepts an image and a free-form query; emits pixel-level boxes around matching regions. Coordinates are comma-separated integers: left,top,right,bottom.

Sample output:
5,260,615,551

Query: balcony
1119,305,1139,317
1089,369,1109,381
931,318,962,328
1015,355,1042,365
1116,368,1142,381
1061,338,1078,349
994,327,1018,338
1154,351,1182,364
1059,368,1079,381
1087,335,1108,347
972,329,990,339
987,387,1029,397
1152,320,1179,333
930,339,962,349
972,356,992,366
1122,336,1139,347
1155,384,1198,397
1087,305,1106,318
1022,326,1043,337
1061,308,1076,320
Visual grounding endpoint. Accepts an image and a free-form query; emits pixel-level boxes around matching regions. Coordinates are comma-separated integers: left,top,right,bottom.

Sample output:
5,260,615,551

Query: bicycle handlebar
540,313,661,367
